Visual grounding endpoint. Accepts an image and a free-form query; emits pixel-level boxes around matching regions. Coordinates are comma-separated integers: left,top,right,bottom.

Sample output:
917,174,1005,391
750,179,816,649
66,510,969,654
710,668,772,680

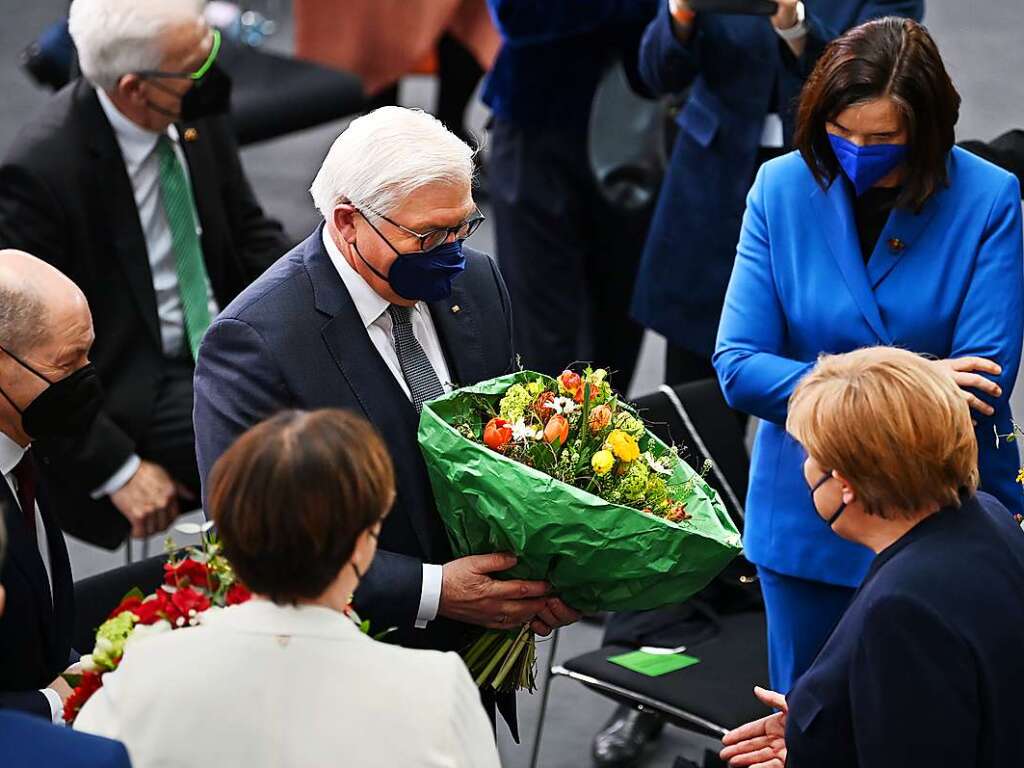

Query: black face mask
811,471,847,528
145,63,232,122
0,346,104,440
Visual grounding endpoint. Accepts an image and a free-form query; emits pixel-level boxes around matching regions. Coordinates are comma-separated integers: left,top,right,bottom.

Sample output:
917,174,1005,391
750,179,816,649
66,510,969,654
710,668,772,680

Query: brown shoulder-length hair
795,17,961,211
209,409,396,605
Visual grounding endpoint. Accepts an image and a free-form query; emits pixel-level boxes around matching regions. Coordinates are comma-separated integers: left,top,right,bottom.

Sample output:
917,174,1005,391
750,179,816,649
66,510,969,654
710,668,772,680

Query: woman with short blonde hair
787,346,979,520
721,346,1024,768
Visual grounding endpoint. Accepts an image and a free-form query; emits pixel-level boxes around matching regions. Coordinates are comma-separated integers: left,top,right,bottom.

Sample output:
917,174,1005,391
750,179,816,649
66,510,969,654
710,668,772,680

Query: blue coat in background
714,147,1024,588
631,0,924,359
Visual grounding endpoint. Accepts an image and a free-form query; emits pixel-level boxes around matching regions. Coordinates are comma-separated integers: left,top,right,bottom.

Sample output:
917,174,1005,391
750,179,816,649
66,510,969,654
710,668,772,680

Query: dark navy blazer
0,711,131,767
631,0,923,357
0,465,74,718
786,493,1024,767
193,227,515,651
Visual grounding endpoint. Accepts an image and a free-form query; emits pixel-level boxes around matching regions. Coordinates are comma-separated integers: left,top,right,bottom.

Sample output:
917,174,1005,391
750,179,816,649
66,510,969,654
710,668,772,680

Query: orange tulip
543,414,569,446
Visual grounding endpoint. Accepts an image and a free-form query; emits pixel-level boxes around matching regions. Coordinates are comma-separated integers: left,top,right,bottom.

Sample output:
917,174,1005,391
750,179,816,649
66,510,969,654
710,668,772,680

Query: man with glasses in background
193,106,582,738
0,0,287,550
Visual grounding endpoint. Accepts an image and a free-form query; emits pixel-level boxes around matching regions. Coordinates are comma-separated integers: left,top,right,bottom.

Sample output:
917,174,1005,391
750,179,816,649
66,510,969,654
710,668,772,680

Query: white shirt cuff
40,687,64,725
90,454,142,499
415,563,443,629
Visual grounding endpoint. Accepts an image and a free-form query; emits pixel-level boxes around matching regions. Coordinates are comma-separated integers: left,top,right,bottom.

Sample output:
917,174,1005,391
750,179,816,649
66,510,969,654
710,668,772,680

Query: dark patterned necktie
12,452,37,535
387,305,445,412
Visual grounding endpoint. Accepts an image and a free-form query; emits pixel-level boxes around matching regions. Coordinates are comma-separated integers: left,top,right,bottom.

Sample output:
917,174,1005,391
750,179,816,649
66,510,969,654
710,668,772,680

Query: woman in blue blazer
721,346,1024,768
631,0,923,383
714,18,1024,693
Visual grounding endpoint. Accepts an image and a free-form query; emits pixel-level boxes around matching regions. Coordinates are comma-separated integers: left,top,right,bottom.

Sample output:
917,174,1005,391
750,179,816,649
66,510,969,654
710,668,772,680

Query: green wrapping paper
418,371,743,614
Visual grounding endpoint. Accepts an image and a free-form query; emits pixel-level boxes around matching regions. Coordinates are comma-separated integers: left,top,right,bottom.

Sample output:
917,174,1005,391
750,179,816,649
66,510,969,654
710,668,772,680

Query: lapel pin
451,305,461,314
888,237,905,253
183,127,199,143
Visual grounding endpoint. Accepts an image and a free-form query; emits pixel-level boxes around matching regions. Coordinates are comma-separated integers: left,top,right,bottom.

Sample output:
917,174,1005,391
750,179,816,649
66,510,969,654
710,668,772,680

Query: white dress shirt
91,89,218,499
75,601,501,768
0,431,63,725
323,228,448,628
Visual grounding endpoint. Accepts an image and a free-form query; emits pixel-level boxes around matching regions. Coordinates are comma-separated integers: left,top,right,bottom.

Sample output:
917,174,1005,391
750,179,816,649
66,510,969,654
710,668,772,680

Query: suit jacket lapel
428,276,487,389
77,84,162,349
304,228,436,553
0,478,54,638
867,189,944,289
811,180,893,344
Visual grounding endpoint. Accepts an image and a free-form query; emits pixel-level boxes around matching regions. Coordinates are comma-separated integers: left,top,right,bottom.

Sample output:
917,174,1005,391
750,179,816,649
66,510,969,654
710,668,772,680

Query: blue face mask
828,133,908,196
355,229,467,303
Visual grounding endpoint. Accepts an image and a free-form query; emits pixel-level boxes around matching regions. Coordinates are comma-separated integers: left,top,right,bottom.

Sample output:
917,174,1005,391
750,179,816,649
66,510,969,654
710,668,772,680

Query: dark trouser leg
584,190,651,392
436,34,483,146
136,356,201,501
488,120,591,376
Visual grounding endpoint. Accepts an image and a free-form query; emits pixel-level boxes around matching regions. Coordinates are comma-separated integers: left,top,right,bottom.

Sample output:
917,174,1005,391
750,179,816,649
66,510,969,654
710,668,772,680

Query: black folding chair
72,554,167,653
529,379,768,768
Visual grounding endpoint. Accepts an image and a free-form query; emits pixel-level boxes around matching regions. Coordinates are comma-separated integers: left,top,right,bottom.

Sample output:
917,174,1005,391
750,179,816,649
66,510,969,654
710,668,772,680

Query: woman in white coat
75,409,500,768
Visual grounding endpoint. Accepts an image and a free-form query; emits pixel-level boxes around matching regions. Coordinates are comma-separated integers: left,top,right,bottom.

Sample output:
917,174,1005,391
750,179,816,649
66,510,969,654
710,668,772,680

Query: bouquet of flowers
418,367,743,693
62,524,387,724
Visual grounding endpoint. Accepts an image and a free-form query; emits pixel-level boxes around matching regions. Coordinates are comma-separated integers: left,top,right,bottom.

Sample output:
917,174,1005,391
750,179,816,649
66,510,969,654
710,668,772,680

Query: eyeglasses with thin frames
358,203,485,253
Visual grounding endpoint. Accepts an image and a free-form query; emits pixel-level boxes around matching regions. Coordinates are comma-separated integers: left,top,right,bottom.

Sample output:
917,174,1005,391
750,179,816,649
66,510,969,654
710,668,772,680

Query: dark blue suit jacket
0,711,131,767
482,0,658,131
193,227,515,651
630,0,923,357
0,462,74,718
786,493,1024,767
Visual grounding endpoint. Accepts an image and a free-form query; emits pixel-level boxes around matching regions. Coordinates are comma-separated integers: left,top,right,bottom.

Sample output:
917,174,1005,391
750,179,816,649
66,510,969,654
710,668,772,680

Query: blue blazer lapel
867,189,943,289
811,181,893,344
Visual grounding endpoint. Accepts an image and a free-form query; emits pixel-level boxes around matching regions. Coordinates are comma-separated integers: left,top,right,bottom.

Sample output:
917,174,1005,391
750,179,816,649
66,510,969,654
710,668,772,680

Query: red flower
131,588,181,626
226,583,252,606
170,586,212,620
558,370,581,395
532,391,556,423
107,595,143,620
164,558,215,591
63,671,103,724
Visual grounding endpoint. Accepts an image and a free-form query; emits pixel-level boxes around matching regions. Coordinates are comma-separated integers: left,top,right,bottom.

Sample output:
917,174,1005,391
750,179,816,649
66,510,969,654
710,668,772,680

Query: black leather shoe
592,706,665,766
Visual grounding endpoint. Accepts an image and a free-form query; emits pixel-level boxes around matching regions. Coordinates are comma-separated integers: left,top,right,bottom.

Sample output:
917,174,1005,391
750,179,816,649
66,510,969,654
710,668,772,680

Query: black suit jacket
0,79,288,549
193,227,517,727
0,459,75,719
786,493,1024,768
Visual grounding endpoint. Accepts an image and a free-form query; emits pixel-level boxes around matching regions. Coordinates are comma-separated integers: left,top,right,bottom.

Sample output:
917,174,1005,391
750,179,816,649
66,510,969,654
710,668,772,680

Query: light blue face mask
828,133,908,196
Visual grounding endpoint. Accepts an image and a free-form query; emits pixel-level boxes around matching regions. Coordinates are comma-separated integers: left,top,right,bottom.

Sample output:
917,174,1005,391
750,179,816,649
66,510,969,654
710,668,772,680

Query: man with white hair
194,106,581,735
0,0,287,549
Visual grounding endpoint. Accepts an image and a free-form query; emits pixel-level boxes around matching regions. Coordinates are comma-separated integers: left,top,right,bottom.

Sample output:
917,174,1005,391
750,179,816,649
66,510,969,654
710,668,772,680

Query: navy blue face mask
354,217,467,303
811,471,847,528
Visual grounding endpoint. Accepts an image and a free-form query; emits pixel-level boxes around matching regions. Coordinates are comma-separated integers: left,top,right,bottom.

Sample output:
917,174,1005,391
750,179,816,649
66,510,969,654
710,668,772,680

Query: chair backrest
72,554,167,653
633,378,749,531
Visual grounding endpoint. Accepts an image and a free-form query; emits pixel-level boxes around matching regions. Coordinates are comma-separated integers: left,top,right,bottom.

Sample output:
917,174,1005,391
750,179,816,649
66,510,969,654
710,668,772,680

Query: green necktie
156,135,212,360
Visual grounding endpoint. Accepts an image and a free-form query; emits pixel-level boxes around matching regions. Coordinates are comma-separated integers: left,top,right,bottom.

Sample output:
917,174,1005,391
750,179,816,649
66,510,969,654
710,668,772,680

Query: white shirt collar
95,87,181,173
321,226,392,330
0,431,27,477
